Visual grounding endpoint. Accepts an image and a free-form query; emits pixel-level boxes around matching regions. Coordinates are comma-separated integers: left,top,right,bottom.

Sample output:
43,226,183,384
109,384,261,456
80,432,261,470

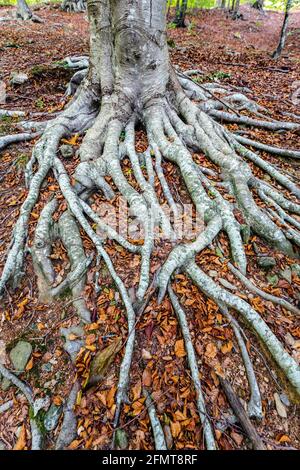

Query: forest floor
0,4,299,450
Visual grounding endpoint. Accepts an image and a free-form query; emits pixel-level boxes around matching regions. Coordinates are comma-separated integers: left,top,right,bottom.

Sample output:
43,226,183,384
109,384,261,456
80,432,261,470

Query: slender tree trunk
16,0,33,20
86,0,169,116
272,0,293,59
252,0,264,10
173,0,188,27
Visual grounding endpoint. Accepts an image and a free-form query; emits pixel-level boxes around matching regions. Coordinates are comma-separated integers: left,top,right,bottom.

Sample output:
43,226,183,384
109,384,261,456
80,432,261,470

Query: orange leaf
205,342,217,359
175,339,186,358
277,434,291,443
107,386,116,409
221,341,233,354
142,368,152,387
25,356,34,371
170,421,181,438
14,424,26,450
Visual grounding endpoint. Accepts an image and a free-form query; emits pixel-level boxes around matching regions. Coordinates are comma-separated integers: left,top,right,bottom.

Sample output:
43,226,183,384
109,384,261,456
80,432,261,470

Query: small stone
44,404,63,432
60,326,84,362
10,72,29,86
257,257,276,270
280,267,292,284
60,144,74,159
219,278,237,291
10,341,32,372
115,429,128,450
274,393,287,418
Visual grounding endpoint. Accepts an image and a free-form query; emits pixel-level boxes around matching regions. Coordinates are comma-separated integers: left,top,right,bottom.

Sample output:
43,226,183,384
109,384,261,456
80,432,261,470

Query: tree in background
61,0,86,13
272,0,293,59
252,0,264,11
173,0,188,27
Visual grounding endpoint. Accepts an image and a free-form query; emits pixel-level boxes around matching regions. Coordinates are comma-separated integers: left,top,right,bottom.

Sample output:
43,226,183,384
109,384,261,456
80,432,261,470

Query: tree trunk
272,0,293,59
86,0,170,122
16,0,33,20
16,0,42,22
252,0,264,10
173,0,188,27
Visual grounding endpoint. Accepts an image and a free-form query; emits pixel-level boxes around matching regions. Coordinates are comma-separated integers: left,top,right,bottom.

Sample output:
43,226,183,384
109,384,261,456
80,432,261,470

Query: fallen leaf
14,424,26,450
87,337,122,387
142,368,152,387
175,339,186,358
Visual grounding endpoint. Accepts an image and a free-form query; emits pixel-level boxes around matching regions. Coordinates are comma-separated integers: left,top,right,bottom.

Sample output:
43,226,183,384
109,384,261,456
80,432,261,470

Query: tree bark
272,0,293,59
16,0,33,20
252,0,264,10
173,0,188,27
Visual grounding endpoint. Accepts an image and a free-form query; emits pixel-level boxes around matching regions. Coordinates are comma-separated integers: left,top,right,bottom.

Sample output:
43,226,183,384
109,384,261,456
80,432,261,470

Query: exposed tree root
0,363,44,449
1,53,300,449
143,389,167,450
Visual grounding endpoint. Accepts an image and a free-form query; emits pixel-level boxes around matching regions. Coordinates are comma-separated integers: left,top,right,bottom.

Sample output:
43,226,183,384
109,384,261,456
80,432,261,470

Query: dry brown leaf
87,336,122,387
25,356,34,371
170,420,181,438
175,339,186,358
14,424,26,450
142,368,152,387
107,386,116,409
205,342,217,359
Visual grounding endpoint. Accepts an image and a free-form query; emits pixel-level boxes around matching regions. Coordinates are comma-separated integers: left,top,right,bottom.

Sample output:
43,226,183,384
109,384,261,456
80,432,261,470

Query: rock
60,326,84,362
10,341,32,372
60,144,74,159
115,429,128,450
257,257,276,270
280,267,292,283
219,278,237,291
10,72,29,86
279,393,290,408
44,404,63,432
274,393,287,418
